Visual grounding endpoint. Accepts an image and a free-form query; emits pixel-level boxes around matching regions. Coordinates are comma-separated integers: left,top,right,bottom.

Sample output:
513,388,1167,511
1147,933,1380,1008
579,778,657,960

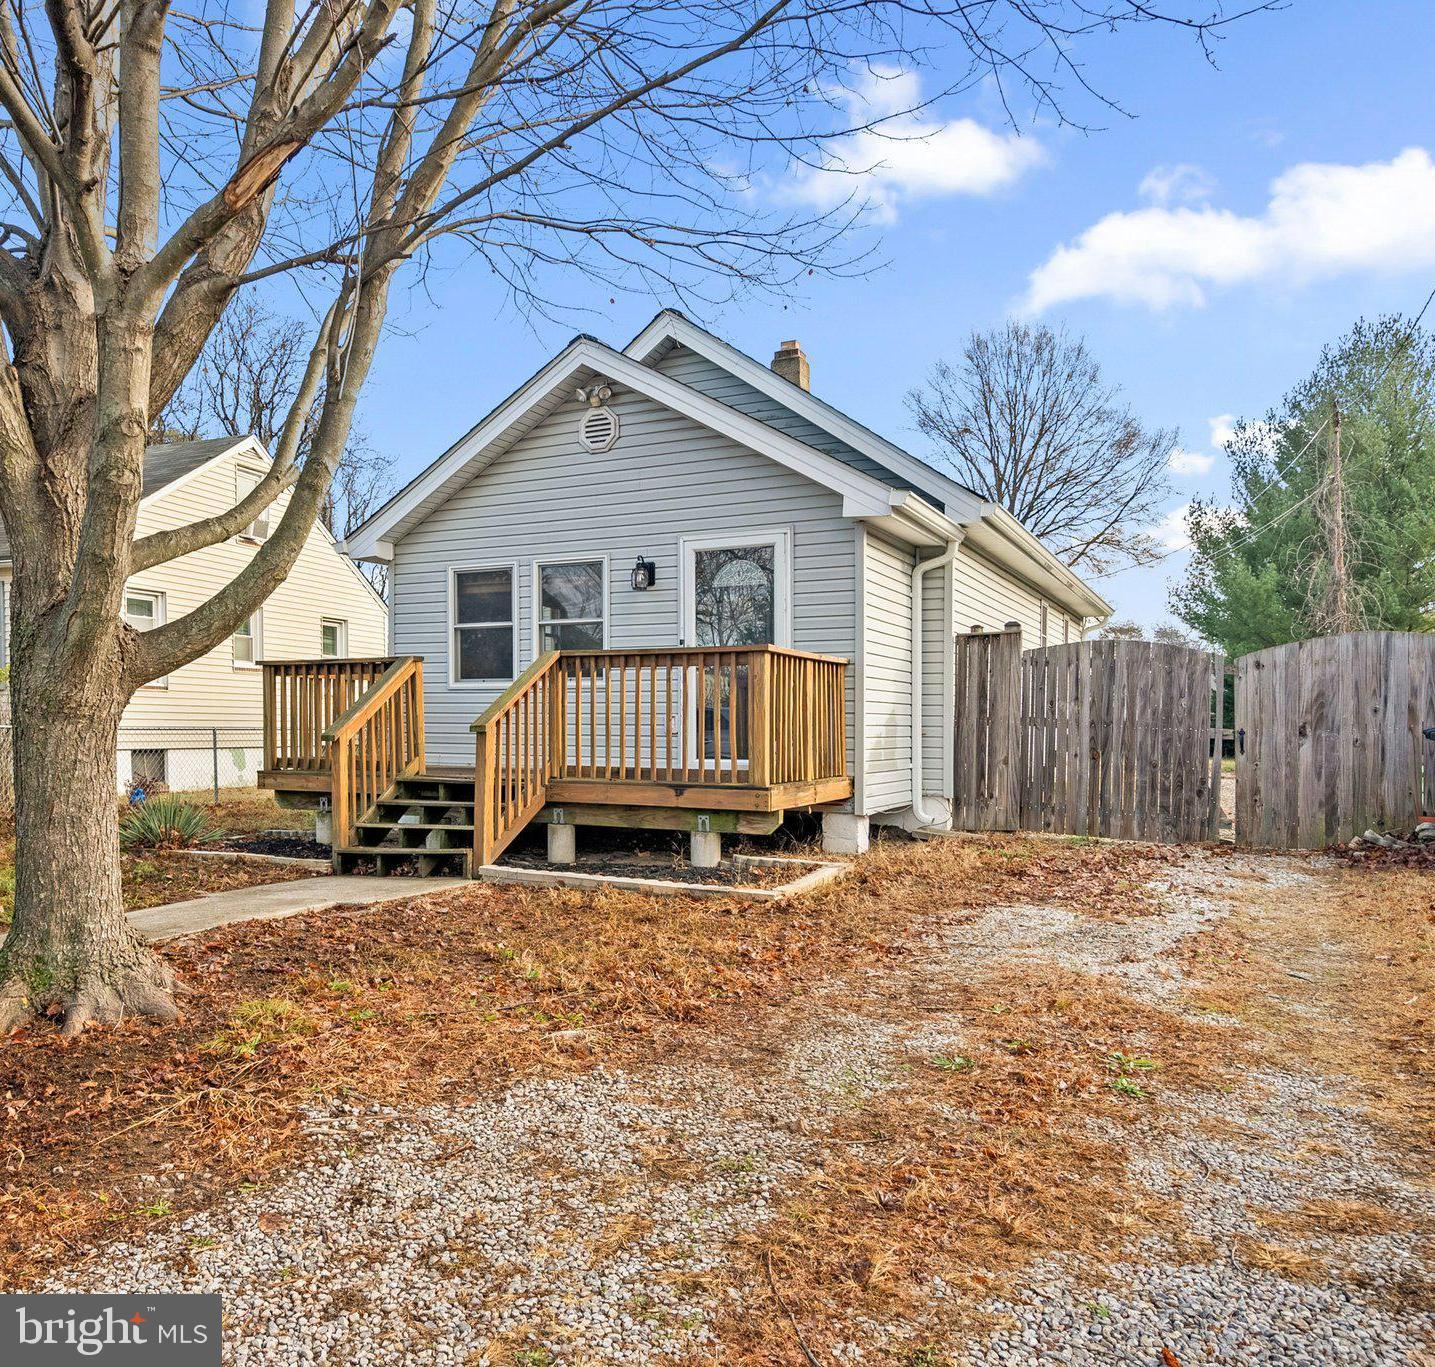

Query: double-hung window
537,559,606,652
233,611,262,667
320,618,348,658
124,589,166,685
451,566,515,683
237,465,270,541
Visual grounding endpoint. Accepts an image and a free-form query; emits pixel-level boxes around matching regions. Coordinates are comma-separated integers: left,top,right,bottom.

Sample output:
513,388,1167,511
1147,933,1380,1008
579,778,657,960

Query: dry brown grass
712,958,1239,1360
0,833,1164,1290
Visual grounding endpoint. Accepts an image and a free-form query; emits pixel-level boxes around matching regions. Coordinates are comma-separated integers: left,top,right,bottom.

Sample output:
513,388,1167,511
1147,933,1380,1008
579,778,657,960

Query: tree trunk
0,650,177,1035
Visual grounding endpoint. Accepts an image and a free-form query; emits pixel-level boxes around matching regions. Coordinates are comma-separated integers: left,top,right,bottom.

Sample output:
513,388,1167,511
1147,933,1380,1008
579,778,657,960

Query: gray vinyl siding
953,544,1081,649
391,384,858,767
653,345,938,503
859,531,914,815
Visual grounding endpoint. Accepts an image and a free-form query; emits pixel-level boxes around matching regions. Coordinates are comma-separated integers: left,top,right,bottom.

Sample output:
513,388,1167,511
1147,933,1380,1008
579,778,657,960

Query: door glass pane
692,545,775,646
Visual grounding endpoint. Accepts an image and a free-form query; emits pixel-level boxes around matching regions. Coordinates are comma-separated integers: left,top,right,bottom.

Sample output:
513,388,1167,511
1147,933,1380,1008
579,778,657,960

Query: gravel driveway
41,846,1433,1364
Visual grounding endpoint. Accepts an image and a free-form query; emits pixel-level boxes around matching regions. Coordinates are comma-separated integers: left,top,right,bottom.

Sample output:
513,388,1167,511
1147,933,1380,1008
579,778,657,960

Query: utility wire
1089,280,1435,584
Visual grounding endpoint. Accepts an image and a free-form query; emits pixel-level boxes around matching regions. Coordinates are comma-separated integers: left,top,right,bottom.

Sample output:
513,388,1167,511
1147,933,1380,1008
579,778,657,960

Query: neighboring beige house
0,436,388,793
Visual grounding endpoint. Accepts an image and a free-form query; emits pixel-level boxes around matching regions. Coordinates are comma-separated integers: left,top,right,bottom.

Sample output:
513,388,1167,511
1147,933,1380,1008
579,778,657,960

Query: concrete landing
129,875,469,942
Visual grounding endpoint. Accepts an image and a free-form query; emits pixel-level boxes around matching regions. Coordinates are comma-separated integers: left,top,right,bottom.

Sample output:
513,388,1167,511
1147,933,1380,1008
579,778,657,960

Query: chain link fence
118,727,265,800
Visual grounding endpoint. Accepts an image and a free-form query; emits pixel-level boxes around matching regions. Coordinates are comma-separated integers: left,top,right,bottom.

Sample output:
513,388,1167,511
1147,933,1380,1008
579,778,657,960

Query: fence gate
1234,631,1435,850
954,633,1224,843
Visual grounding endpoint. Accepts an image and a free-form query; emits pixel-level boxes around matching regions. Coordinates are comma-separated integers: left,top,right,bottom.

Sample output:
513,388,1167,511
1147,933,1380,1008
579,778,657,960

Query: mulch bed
203,834,330,861
498,849,810,887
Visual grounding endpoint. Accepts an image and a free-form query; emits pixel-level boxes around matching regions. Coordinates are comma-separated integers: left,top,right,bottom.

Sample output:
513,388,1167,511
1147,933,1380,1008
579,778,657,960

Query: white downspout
911,537,960,828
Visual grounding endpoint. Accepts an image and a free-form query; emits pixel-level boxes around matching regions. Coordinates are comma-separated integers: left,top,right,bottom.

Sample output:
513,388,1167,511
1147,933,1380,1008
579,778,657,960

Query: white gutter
910,534,961,829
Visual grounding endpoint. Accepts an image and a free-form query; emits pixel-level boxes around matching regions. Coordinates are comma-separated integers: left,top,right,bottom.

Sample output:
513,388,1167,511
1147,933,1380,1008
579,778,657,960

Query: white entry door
678,531,791,772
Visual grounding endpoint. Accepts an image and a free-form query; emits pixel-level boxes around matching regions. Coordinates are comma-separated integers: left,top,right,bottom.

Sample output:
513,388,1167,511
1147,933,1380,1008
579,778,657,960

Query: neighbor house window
1039,603,1049,647
320,618,348,658
124,589,166,686
451,566,515,683
237,466,270,541
232,611,262,667
0,581,8,666
537,559,605,652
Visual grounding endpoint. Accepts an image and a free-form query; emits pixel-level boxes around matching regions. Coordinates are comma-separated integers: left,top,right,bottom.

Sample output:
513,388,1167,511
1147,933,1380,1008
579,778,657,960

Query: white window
536,559,606,653
124,588,167,686
450,565,515,684
237,465,270,541
1039,602,1049,647
233,611,262,667
0,580,8,667
320,618,348,658
123,589,163,633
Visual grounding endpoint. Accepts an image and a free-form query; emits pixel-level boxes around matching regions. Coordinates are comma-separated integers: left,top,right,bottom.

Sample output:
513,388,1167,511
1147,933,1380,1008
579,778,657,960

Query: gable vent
578,405,620,453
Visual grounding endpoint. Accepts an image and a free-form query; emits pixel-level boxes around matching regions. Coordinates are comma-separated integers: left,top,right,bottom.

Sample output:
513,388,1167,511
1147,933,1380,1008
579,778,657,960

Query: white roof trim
625,311,987,521
346,337,903,560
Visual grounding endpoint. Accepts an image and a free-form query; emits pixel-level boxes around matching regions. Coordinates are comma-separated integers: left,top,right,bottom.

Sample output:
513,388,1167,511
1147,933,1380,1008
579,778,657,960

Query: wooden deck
261,646,853,870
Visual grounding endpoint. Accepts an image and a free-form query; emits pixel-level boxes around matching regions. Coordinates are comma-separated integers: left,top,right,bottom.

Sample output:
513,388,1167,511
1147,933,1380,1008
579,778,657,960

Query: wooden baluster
664,660,674,782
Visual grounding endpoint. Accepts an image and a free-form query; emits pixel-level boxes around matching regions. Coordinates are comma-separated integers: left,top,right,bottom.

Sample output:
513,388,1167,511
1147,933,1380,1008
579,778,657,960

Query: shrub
119,795,217,851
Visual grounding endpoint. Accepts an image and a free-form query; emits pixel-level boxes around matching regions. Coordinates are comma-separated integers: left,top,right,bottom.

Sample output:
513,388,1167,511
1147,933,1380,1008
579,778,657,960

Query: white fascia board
961,502,1113,619
347,337,899,560
855,490,964,550
625,312,987,522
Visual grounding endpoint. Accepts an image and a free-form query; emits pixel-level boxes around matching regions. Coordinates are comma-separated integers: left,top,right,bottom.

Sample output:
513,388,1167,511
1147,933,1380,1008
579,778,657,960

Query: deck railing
471,652,564,866
320,657,426,850
472,645,849,864
263,657,397,772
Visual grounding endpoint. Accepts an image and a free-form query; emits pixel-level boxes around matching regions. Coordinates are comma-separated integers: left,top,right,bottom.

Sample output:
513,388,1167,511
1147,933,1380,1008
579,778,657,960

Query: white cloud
1024,147,1435,311
1138,163,1216,206
1168,448,1215,477
786,67,1047,224
1208,413,1237,449
1155,503,1193,551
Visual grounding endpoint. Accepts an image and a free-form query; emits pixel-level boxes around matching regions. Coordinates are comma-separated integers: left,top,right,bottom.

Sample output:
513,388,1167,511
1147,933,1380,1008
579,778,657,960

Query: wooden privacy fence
954,632,1224,843
1235,631,1435,849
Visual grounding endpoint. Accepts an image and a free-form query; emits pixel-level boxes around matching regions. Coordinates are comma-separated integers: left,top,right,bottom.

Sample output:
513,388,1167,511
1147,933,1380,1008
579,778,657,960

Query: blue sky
333,0,1434,634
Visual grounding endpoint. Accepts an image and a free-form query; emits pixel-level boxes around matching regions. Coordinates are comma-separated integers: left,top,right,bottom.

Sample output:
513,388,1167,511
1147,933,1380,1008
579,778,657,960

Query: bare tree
908,320,1176,573
157,299,396,587
0,0,1270,1034
1099,619,1199,647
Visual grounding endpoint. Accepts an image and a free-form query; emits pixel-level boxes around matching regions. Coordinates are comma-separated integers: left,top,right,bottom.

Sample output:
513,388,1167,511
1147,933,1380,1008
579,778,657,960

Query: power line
1090,280,1435,584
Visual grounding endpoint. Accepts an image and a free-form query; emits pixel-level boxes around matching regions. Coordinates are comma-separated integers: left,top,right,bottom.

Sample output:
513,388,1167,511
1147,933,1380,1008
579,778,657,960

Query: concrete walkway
128,876,469,941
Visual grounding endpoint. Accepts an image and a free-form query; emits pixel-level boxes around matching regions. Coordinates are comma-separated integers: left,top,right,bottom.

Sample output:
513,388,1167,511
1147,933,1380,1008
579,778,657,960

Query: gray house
322,311,1109,862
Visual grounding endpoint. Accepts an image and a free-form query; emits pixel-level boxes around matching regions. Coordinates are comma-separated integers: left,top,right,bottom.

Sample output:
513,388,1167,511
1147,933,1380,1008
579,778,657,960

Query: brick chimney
771,339,810,391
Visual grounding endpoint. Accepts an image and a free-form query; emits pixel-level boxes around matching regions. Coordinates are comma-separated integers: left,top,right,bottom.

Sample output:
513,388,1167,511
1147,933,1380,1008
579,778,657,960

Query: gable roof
624,311,987,516
0,435,256,563
345,335,966,561
345,315,1111,620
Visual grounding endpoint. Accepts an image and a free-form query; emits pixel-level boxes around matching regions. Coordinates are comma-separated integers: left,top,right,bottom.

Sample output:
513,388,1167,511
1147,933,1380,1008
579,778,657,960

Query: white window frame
320,617,349,659
448,562,518,687
532,554,609,660
236,464,271,542
678,528,792,649
123,586,168,688
232,609,263,669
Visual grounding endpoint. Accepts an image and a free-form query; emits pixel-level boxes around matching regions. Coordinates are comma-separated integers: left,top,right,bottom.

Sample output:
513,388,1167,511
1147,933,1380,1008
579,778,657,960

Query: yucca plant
119,796,218,852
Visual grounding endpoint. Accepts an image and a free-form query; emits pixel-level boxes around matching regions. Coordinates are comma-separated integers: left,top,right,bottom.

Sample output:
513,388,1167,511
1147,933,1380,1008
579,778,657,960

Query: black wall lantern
630,556,657,591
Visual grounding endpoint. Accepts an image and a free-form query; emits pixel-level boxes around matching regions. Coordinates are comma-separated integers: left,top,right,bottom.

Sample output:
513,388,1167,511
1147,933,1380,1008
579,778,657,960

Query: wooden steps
333,774,476,877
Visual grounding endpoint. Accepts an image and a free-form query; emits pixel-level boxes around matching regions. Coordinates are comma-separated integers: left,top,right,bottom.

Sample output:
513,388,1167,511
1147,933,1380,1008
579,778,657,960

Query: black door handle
1237,727,1246,755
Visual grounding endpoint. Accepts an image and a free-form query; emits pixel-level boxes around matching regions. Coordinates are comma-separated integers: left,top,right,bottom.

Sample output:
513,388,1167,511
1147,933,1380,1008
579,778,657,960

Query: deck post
748,649,772,787
473,727,494,867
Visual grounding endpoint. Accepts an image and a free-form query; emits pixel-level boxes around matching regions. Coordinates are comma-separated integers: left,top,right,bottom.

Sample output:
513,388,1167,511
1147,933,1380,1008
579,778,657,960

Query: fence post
211,727,219,804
